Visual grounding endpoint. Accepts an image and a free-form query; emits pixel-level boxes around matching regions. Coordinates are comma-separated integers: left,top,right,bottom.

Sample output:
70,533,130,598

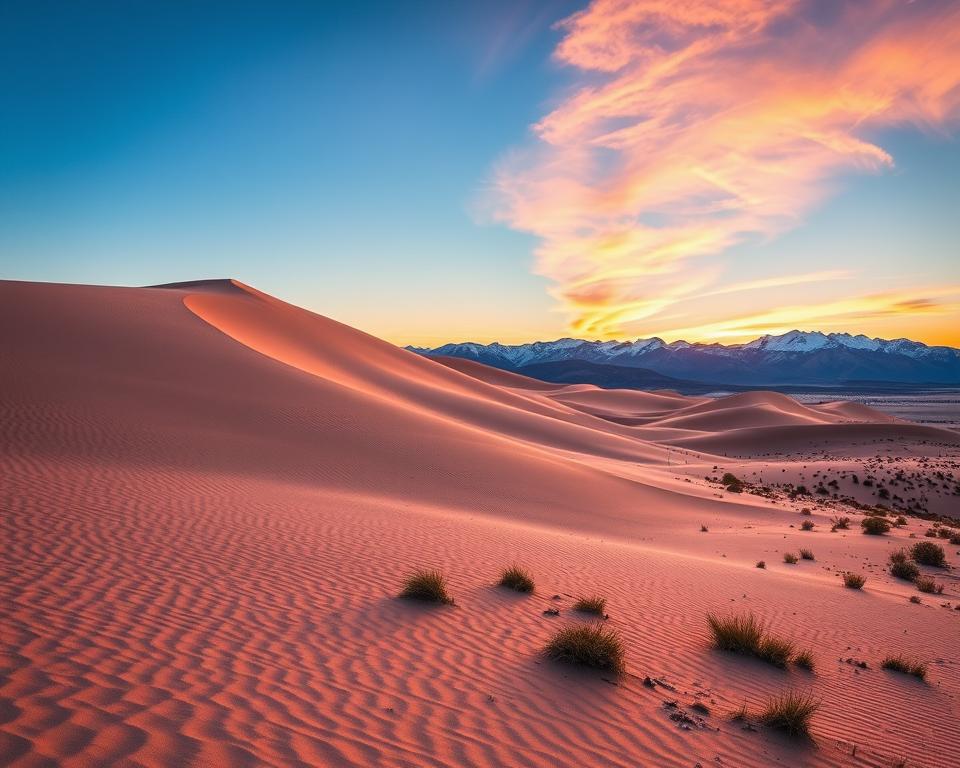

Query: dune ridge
2,278,959,767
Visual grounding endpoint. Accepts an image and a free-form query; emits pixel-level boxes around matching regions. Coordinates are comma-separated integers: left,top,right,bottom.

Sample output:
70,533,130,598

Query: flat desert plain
2,279,959,768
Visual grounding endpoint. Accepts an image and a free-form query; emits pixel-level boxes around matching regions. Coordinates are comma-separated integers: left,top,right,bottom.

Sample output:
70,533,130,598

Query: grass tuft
783,552,799,564
911,541,946,567
758,690,820,737
498,564,534,593
799,548,814,560
706,611,794,668
914,575,943,594
830,516,850,530
843,572,866,589
861,516,891,535
543,623,625,674
399,569,454,605
793,649,815,670
756,560,766,569
881,655,927,680
800,520,815,531
891,560,920,581
572,596,607,616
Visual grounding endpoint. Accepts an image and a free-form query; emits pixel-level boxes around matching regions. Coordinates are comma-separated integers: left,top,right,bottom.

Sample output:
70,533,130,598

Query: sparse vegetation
783,552,799,564
793,649,815,670
881,655,927,680
756,560,766,569
799,548,814,560
758,690,821,737
895,516,908,527
706,612,795,668
914,576,943,594
399,569,454,605
722,472,740,486
831,516,850,531
862,516,891,535
573,596,607,616
543,623,625,674
843,572,866,589
911,541,946,567
891,559,920,581
800,520,815,531
909,595,922,604
700,524,709,532
498,565,534,593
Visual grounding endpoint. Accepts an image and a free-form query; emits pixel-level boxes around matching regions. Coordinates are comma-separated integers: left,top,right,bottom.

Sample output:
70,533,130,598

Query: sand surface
2,279,959,767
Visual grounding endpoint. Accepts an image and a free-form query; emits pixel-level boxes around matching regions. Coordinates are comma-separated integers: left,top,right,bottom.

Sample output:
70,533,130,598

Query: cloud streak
487,0,960,339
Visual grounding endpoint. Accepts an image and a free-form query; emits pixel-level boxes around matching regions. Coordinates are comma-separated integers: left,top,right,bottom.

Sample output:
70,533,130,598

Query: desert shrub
544,623,625,674
895,516,908,526
800,508,812,515
400,569,454,604
950,534,960,546
937,527,953,539
891,560,920,581
700,524,709,532
890,548,908,564
726,483,743,493
783,552,799,564
909,595,922,604
793,649,815,670
706,612,794,668
914,576,943,594
843,573,866,589
573,596,607,616
924,528,938,538
800,520,815,531
756,560,766,569
911,541,946,567
861,517,891,535
799,549,814,560
758,690,821,737
831,516,850,530
498,565,534,593
722,472,740,486
881,655,927,680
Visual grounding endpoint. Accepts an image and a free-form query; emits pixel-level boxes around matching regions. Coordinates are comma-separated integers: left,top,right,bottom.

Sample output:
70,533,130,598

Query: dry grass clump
758,690,821,737
914,576,944,594
911,541,946,567
881,655,927,680
890,550,921,581
799,548,814,560
895,515,908,526
756,560,766,569
543,623,625,674
800,520,815,531
843,572,866,589
831,516,850,531
399,569,454,605
793,649,815,670
498,565,534,593
573,596,607,616
783,552,799,564
861,516,891,535
706,612,795,668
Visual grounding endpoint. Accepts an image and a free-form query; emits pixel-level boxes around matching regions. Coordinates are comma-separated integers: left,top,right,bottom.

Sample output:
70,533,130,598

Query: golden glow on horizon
483,0,960,345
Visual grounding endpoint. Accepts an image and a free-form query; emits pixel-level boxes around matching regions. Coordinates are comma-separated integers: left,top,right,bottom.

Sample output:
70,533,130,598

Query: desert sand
2,279,959,767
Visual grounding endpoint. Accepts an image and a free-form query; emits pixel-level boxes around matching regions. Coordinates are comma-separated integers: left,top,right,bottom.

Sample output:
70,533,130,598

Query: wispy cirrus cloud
486,0,960,339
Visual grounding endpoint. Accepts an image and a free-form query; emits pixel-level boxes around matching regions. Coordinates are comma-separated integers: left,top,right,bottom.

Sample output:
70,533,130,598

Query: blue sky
2,1,958,345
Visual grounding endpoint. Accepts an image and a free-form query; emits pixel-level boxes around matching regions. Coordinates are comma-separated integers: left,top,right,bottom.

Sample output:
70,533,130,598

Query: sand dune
2,279,959,768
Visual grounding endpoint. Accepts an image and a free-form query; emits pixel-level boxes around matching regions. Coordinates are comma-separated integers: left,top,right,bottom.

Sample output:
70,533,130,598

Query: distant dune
2,279,959,768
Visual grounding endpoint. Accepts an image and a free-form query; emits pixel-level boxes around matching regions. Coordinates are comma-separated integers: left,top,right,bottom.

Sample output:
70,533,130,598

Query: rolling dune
2,279,959,768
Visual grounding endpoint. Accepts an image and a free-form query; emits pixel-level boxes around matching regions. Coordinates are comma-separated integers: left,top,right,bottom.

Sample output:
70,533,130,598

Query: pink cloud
486,0,960,338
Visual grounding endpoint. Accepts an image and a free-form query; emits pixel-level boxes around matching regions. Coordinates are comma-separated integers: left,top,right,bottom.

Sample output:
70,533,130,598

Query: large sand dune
2,279,959,767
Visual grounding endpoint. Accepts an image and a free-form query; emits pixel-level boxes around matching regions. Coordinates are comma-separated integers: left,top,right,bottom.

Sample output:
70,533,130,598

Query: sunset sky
2,0,959,347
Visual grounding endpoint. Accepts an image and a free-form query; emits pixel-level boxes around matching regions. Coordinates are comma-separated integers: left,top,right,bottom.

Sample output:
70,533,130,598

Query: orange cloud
487,0,960,339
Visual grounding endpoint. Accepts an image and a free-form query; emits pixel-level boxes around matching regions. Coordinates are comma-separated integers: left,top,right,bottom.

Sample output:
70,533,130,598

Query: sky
2,0,959,347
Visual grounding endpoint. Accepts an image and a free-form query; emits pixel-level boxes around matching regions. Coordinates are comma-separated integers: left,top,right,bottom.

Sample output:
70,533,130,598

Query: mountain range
409,331,960,389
